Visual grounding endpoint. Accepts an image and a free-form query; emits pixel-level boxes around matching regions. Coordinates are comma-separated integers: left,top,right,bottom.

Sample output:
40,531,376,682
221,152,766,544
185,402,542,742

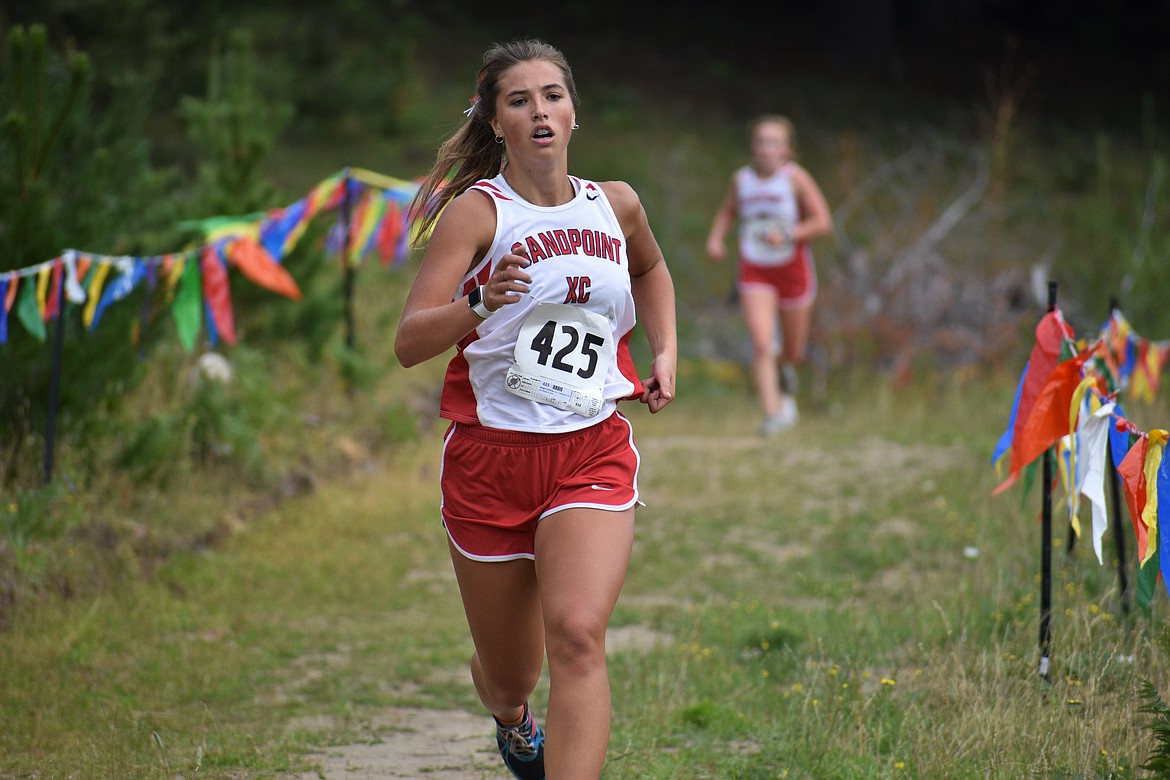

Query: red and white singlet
734,163,802,265
440,174,643,433
734,163,816,306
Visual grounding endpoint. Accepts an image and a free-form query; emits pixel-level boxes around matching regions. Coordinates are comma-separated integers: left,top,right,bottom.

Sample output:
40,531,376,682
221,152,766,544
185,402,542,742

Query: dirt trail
294,707,498,779
292,626,671,778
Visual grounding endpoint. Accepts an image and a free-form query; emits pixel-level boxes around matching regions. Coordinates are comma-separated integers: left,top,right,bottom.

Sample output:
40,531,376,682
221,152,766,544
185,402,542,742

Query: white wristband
468,285,495,320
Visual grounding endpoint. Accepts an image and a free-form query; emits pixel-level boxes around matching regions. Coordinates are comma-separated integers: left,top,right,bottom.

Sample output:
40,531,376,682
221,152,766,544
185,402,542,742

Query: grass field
4,355,1170,778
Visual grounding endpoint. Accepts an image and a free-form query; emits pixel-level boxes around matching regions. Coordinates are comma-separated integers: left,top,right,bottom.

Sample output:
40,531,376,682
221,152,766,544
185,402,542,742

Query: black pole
43,263,67,484
1039,281,1057,682
1107,296,1131,615
340,170,356,351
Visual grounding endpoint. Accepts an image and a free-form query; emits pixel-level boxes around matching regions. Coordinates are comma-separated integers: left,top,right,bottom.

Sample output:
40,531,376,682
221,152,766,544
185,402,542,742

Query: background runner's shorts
737,245,817,308
440,412,641,562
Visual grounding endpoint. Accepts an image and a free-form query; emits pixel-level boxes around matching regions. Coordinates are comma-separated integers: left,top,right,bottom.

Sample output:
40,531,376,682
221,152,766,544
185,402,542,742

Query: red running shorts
440,412,641,561
737,244,817,308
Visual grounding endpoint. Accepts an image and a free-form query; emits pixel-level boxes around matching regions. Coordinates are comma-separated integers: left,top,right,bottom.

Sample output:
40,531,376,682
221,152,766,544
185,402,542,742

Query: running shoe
757,397,798,436
494,703,545,780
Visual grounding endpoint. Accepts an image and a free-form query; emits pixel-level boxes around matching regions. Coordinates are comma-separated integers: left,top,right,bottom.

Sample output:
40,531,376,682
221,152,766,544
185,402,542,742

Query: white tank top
440,174,641,433
735,163,800,266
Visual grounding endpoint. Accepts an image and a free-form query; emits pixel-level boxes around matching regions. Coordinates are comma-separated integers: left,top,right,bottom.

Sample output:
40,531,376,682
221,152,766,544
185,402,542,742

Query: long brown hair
409,39,580,246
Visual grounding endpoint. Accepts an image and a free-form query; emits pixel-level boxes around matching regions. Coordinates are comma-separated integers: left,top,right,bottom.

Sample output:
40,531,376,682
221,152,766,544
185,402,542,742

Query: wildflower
880,678,896,687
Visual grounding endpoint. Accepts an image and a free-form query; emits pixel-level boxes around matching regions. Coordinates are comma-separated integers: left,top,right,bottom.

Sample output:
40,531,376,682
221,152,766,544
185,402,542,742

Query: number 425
530,321,605,379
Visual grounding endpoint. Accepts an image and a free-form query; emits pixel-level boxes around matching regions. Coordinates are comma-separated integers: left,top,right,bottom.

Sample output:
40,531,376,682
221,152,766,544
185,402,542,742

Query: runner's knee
474,652,542,705
544,613,607,674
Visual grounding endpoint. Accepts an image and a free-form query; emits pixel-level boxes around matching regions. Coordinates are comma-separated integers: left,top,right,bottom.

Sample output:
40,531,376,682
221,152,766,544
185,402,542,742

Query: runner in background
706,115,832,435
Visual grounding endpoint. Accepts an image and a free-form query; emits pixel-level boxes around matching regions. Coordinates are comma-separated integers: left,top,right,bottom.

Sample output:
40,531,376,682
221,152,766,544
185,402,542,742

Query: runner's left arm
602,181,677,414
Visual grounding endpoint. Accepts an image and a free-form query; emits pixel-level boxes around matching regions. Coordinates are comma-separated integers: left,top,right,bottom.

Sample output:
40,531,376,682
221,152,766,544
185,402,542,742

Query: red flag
376,201,403,265
200,246,237,346
43,260,63,321
992,310,1075,494
1117,433,1149,560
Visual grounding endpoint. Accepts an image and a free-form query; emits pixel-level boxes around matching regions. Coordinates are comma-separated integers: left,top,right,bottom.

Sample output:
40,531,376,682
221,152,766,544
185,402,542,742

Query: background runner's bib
742,214,795,263
735,164,800,267
440,174,641,433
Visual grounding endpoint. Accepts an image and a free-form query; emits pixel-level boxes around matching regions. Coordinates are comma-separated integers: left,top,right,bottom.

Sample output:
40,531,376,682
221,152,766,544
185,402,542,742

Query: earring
571,122,580,130
495,135,504,144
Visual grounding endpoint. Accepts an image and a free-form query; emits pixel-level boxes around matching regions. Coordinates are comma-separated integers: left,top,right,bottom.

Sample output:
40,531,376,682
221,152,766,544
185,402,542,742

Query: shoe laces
498,714,542,759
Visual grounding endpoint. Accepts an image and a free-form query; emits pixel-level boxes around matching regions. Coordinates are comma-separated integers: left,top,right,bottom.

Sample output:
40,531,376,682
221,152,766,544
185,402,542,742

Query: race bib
742,215,795,265
506,303,616,418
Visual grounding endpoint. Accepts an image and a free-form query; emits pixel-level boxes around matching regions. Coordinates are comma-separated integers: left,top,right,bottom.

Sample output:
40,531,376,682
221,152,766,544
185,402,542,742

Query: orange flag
1014,347,1096,465
4,275,17,311
227,237,302,300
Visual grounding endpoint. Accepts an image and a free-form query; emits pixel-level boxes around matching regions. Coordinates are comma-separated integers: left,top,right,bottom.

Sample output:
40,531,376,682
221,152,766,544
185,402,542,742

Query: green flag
16,277,47,342
172,259,202,352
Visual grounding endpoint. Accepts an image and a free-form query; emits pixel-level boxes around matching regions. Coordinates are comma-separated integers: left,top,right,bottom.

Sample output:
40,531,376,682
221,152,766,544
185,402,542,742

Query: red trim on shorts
440,413,641,562
616,329,645,400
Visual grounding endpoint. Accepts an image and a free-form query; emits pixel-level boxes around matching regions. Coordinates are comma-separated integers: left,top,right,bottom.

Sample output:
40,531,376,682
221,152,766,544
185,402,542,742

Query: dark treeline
428,0,1170,131
4,0,1169,140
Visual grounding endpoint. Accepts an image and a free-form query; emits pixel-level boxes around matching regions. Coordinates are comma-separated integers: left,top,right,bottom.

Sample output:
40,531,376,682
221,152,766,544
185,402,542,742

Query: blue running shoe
494,703,545,780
